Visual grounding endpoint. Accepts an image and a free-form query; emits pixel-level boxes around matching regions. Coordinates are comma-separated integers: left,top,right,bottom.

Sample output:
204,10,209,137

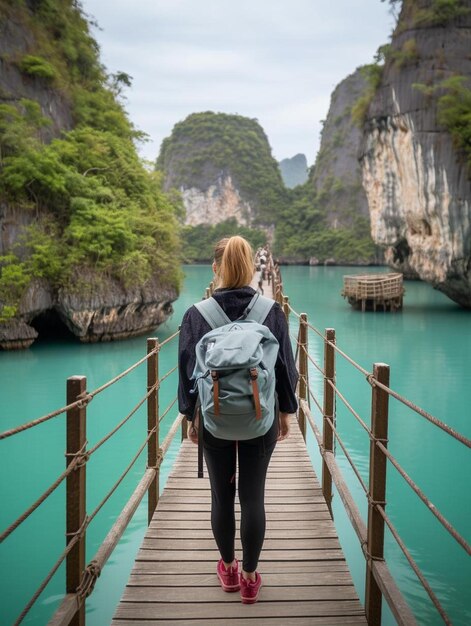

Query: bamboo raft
341,273,404,312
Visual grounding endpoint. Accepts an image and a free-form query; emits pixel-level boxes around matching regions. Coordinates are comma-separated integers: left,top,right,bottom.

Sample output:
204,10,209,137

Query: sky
83,0,396,167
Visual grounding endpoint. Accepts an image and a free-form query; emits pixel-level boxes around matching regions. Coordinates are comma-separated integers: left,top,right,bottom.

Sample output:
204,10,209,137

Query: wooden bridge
112,418,367,625
1,263,470,626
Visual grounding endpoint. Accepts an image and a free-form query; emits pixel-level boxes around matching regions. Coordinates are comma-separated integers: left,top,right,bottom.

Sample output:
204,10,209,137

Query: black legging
203,417,278,572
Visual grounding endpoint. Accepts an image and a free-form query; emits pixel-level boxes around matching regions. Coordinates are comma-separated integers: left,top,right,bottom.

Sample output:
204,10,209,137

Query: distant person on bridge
178,235,298,604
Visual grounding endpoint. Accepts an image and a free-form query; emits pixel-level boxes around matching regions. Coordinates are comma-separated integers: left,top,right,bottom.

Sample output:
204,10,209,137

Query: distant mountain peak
278,154,308,188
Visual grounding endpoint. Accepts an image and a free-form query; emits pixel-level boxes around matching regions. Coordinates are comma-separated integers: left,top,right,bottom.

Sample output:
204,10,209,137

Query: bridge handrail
276,274,470,626
288,298,471,448
0,330,180,441
1,331,182,625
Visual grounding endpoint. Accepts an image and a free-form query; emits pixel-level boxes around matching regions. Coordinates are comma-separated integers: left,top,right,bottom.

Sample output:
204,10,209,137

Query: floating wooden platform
112,417,367,625
341,272,404,312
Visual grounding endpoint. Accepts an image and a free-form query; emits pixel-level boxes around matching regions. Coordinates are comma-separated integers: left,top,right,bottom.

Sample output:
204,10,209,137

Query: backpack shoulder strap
194,297,231,329
244,293,276,324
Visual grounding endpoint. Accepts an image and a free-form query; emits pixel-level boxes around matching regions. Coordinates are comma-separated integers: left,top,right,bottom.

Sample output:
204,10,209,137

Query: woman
178,236,298,604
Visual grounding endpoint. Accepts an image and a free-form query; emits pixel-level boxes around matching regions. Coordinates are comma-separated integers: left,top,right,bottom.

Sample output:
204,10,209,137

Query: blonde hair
214,236,254,288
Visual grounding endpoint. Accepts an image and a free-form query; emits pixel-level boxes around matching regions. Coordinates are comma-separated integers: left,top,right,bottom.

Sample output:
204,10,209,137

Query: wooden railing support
298,313,308,440
205,287,211,299
147,338,160,525
66,376,87,626
283,295,290,322
181,416,188,441
365,363,390,626
322,328,336,517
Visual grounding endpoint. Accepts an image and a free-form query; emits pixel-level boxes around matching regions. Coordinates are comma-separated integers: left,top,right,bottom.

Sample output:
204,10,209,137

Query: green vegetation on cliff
157,112,287,224
0,0,181,319
414,75,471,170
275,182,376,263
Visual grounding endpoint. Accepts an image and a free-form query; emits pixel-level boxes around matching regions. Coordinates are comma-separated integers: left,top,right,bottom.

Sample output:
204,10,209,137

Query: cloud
85,0,395,164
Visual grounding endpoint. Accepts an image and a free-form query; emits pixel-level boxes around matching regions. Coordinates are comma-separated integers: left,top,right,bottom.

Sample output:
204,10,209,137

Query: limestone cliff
274,70,378,265
157,112,286,232
181,176,253,227
360,0,471,306
0,1,180,349
311,69,371,230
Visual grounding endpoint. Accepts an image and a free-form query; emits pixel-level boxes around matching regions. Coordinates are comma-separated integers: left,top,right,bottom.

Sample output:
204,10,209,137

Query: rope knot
65,441,90,469
76,392,93,409
366,374,376,387
66,515,90,539
76,560,101,601
147,448,164,471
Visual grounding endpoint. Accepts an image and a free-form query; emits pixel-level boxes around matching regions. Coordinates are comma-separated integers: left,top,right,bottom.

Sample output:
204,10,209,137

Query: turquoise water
1,265,470,625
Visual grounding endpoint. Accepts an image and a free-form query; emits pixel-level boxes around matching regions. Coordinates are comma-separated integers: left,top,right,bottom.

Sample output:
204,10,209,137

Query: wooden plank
131,560,351,575
114,601,365,620
135,549,345,561
145,527,338,539
140,538,341,550
152,510,334,521
113,618,367,626
148,519,337,531
122,585,359,602
127,572,355,586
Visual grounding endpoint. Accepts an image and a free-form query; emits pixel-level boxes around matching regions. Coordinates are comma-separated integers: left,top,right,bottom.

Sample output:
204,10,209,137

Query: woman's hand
187,412,199,444
278,412,292,441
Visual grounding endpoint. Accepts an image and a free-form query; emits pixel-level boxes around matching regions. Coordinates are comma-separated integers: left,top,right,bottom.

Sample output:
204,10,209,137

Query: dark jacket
178,286,299,421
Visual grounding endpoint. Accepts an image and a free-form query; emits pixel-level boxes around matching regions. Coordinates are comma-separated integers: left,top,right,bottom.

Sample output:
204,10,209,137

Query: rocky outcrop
182,175,253,227
0,274,176,349
310,69,371,230
360,0,471,306
56,274,176,343
157,112,286,230
279,154,308,188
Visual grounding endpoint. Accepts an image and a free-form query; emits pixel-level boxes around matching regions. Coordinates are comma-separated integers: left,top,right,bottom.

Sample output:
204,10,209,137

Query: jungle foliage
0,0,181,320
274,182,376,263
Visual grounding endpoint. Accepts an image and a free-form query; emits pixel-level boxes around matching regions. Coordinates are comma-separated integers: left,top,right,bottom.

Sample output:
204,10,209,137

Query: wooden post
283,295,290,323
298,314,308,440
365,363,390,625
181,415,188,441
66,376,87,626
205,287,211,299
147,338,159,525
322,328,336,517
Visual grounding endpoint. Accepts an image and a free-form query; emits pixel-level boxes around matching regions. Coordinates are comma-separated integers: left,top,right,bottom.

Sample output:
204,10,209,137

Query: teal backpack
192,293,279,441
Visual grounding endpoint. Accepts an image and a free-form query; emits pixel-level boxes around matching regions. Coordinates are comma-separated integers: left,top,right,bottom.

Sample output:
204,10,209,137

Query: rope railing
369,377,471,448
0,452,84,543
283,293,470,449
375,504,452,626
12,524,84,626
0,331,181,441
301,343,325,376
3,327,182,625
276,277,467,626
325,415,369,495
326,377,371,436
87,414,162,525
87,382,159,456
375,440,471,555
305,377,323,416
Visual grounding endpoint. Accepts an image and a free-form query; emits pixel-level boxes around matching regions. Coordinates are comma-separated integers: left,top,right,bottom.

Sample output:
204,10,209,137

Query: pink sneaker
240,572,262,604
217,559,240,592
